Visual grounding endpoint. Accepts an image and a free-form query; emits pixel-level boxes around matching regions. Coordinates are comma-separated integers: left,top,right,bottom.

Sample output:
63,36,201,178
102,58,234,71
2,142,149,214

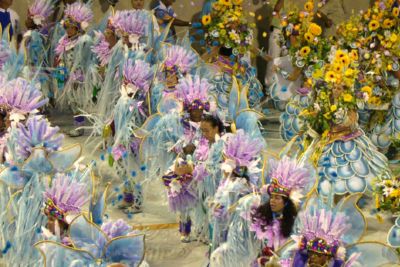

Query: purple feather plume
268,156,310,191
0,77,48,114
64,2,93,26
15,116,63,159
44,173,89,214
123,59,154,93
223,130,263,167
176,75,211,106
91,32,112,66
164,45,198,73
297,207,351,247
28,0,55,26
101,219,133,239
112,10,147,37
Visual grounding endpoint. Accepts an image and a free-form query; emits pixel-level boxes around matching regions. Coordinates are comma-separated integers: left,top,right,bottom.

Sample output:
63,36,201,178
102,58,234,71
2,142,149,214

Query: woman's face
131,0,144,9
25,16,37,30
104,28,118,48
269,194,285,213
64,21,79,39
200,121,219,143
189,108,203,122
308,252,332,267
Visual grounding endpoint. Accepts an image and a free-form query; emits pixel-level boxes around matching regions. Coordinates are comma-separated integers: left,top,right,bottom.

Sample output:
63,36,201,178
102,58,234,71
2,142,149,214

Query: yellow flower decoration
344,68,355,77
219,0,232,5
368,20,380,31
281,20,288,27
299,46,311,57
350,50,358,60
383,19,394,29
390,33,398,42
332,63,343,73
339,55,350,67
343,93,353,102
309,23,322,36
325,71,337,83
335,50,346,60
232,0,243,4
361,86,372,95
202,15,212,26
304,1,314,12
313,69,323,79
304,32,314,43
330,105,337,112
393,7,399,17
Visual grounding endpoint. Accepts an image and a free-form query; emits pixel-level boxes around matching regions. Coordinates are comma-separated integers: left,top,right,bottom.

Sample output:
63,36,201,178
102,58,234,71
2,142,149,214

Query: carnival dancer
209,155,315,267
209,129,264,253
109,57,155,214
192,114,226,243
293,49,391,205
35,184,148,267
274,195,400,267
154,0,192,43
53,1,94,137
20,0,56,106
159,74,212,242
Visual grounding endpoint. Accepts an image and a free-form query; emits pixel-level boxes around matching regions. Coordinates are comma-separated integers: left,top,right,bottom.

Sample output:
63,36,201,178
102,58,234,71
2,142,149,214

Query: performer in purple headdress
42,173,89,244
282,207,360,267
53,1,93,137
209,129,264,253
21,0,56,107
160,74,213,242
250,156,314,266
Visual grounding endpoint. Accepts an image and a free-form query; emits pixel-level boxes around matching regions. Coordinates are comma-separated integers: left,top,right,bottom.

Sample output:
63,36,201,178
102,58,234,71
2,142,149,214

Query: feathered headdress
176,75,211,112
15,116,63,160
266,156,311,205
0,77,48,122
28,0,55,26
63,2,93,31
164,45,198,74
113,10,148,45
296,207,351,258
44,173,89,223
121,59,154,97
221,129,263,180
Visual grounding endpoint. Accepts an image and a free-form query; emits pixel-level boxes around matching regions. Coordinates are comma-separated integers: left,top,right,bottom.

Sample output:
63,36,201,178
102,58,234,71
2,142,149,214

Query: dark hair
219,46,233,57
202,114,225,134
252,197,297,238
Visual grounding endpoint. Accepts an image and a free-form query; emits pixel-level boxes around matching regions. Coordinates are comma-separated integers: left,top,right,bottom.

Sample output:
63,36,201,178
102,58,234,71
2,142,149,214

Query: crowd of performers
0,0,400,266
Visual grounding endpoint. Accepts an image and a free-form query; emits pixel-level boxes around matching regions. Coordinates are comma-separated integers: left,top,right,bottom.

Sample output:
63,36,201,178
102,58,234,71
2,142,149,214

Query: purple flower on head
15,116,63,160
101,219,133,239
28,0,55,26
64,2,93,29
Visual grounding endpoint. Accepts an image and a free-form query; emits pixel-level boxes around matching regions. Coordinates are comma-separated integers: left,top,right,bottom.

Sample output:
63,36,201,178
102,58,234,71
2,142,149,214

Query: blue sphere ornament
117,194,123,201
100,154,105,161
131,170,137,177
140,165,147,172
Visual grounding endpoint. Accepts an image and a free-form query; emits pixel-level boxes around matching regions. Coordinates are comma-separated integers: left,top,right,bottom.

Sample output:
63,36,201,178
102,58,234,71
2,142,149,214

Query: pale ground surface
49,112,398,267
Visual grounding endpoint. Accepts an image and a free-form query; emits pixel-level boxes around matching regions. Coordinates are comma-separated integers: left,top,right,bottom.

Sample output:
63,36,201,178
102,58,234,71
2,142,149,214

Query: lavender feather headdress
121,59,154,96
91,31,112,67
176,75,211,112
0,78,48,122
15,116,63,160
28,0,55,26
266,156,311,205
221,129,263,178
113,10,147,42
63,2,93,31
44,173,89,223
164,45,198,74
296,207,351,257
